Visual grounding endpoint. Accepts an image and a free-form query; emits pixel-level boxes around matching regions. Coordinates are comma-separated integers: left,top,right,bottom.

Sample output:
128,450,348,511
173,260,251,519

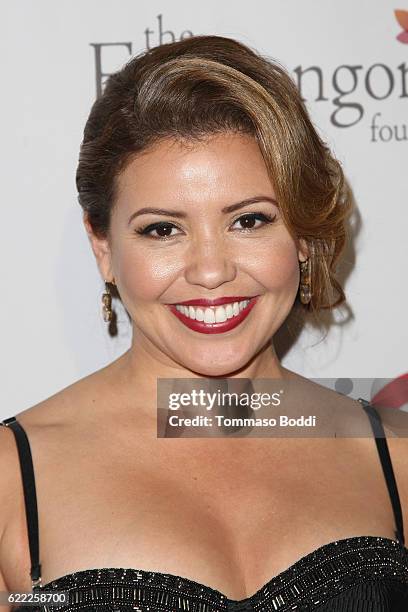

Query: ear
83,212,114,282
298,238,309,263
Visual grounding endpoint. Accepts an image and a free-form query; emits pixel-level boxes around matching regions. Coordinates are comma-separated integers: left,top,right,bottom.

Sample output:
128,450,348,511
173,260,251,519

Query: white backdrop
1,1,407,418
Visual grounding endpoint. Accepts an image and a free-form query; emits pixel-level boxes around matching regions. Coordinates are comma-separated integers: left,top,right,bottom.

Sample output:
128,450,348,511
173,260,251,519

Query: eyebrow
127,196,278,226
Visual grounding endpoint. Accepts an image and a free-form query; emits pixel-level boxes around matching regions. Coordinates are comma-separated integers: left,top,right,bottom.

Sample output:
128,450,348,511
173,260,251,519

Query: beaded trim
23,536,408,612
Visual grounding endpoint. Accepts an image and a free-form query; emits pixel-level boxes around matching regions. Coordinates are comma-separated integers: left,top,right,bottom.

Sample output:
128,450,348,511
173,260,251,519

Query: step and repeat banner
1,1,407,415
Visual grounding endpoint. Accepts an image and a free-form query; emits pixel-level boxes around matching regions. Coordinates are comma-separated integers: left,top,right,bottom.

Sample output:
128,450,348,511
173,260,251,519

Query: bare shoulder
0,360,124,496
0,424,22,531
10,359,121,432
0,415,32,592
0,361,120,565
281,367,364,409
359,399,408,535
281,368,408,536
0,358,128,592
280,367,369,434
0,361,115,490
385,434,408,538
0,426,15,597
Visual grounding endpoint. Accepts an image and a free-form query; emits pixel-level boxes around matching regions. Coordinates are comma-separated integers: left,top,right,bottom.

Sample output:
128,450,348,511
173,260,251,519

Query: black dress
1,398,407,611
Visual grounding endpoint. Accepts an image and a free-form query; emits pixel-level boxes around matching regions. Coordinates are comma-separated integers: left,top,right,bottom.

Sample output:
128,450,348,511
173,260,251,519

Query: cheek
113,245,179,303
243,236,300,290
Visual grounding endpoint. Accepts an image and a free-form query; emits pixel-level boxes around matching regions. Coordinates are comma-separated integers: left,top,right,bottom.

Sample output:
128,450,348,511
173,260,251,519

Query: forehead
115,132,275,205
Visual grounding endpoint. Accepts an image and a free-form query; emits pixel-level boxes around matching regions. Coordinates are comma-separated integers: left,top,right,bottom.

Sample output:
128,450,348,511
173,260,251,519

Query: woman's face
86,132,307,376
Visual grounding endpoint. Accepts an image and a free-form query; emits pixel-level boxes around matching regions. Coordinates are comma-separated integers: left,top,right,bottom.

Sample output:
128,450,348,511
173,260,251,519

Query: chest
5,436,396,598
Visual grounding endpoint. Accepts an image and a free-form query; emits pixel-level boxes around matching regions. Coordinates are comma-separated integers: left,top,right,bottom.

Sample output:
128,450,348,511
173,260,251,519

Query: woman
1,35,407,611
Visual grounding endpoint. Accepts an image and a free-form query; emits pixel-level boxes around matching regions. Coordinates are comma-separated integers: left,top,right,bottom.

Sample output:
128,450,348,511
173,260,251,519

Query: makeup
165,296,260,334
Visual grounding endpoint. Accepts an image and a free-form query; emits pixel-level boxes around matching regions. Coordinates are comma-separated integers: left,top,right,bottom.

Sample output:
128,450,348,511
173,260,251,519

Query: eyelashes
134,212,277,241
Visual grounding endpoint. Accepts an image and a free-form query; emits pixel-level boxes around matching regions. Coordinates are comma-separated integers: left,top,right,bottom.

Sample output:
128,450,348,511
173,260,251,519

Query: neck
108,334,287,428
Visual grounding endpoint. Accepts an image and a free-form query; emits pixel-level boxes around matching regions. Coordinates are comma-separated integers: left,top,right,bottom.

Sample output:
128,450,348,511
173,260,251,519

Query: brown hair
76,34,353,332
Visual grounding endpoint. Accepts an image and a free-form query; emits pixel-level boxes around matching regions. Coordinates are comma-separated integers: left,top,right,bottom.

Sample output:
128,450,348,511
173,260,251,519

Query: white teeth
215,306,227,323
204,309,215,323
175,299,251,323
195,308,204,321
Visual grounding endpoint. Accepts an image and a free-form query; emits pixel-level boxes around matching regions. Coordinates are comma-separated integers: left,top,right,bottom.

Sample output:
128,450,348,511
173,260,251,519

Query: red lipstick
165,296,260,335
166,296,255,307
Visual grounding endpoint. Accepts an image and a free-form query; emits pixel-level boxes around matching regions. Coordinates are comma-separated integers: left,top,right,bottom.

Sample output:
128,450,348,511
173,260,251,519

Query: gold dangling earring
102,278,115,322
299,259,312,304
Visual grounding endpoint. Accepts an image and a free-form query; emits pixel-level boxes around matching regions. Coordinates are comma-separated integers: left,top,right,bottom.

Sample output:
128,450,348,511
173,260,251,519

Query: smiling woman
1,34,407,612
78,35,350,341
87,130,313,374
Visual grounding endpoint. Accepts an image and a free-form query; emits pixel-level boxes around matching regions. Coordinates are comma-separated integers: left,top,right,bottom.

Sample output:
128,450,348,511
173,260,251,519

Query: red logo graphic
371,373,408,410
395,9,408,42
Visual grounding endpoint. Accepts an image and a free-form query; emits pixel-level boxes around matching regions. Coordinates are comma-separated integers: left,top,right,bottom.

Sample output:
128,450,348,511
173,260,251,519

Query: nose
184,235,237,290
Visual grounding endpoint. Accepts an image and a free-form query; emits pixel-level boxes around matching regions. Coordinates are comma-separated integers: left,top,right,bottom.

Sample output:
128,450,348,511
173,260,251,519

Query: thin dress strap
1,416,42,588
358,398,405,546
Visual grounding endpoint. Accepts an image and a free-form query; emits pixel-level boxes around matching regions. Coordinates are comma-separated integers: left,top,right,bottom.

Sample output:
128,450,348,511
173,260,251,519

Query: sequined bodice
2,398,408,611
35,536,408,611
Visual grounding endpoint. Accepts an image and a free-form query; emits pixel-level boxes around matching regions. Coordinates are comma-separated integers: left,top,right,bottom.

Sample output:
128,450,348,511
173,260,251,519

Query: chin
182,358,249,378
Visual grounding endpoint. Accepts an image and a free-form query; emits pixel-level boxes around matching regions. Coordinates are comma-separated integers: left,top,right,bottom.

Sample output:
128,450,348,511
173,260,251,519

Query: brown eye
154,224,175,238
232,212,276,231
136,222,181,239
135,212,276,241
237,215,257,229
